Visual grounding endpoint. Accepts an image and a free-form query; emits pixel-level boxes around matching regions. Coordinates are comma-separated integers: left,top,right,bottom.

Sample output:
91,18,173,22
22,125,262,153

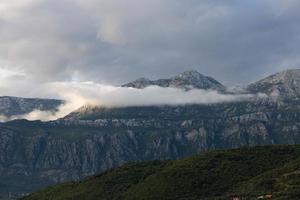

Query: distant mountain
0,96,64,118
21,145,300,200
3,69,300,198
247,69,300,101
66,70,227,120
122,70,226,91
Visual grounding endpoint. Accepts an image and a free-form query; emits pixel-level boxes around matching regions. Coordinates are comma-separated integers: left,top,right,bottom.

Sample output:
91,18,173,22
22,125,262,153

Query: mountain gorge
1,69,300,198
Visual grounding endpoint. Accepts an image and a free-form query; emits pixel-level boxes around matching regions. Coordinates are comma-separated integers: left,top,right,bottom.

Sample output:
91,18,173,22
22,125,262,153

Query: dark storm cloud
1,0,300,85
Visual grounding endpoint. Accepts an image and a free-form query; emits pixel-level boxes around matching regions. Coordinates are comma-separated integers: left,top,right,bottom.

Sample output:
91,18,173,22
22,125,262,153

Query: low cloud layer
53,82,255,106
0,81,259,122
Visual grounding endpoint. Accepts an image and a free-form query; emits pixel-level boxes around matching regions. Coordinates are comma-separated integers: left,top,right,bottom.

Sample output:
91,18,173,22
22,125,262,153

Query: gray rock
122,70,226,91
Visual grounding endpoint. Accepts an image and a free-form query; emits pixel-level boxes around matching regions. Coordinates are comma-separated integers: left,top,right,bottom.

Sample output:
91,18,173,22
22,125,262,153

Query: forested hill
21,145,300,200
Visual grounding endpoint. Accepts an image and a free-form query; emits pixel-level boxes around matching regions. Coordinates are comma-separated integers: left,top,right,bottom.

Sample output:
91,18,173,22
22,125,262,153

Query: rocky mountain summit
247,69,300,101
0,96,64,118
122,70,226,91
71,69,300,120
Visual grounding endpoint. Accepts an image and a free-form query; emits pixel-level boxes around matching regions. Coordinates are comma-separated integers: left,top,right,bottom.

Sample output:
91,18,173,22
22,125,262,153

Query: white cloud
21,82,261,121
0,0,38,18
47,81,256,107
0,79,258,121
0,67,25,78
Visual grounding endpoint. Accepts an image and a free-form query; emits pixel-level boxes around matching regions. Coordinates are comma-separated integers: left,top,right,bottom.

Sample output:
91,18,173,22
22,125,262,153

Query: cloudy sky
0,0,300,93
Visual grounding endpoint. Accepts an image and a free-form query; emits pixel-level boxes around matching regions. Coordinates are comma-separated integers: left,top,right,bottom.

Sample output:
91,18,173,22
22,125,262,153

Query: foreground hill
21,145,300,200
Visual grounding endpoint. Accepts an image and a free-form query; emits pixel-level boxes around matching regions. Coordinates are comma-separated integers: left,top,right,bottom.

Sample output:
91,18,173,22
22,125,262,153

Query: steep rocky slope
21,145,300,200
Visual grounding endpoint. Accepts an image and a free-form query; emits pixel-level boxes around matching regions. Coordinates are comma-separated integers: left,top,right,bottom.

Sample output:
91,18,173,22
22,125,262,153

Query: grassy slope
21,145,300,200
232,158,300,199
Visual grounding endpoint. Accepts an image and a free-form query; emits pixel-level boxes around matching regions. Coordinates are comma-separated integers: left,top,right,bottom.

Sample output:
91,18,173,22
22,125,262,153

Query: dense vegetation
21,145,300,200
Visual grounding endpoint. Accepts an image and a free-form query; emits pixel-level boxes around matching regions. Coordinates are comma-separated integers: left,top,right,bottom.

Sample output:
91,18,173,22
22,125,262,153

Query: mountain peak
177,70,203,78
256,69,300,83
173,70,207,81
122,70,225,91
247,69,300,100
122,77,153,89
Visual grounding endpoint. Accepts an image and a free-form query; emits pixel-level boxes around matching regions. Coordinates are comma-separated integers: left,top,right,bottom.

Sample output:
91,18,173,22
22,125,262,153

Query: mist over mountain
0,69,300,198
0,68,299,122
0,70,253,121
0,96,63,121
2,0,300,199
67,69,300,120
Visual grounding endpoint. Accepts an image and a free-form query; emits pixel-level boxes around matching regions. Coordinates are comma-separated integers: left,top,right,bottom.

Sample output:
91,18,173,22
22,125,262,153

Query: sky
0,0,300,88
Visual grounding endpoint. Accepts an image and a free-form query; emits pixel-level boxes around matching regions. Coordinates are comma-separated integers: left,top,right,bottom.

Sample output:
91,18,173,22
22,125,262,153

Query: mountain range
0,69,298,119
1,69,300,198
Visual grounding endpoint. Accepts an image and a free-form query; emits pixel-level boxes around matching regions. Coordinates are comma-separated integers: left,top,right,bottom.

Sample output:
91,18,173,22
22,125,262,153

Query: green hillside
21,145,300,200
